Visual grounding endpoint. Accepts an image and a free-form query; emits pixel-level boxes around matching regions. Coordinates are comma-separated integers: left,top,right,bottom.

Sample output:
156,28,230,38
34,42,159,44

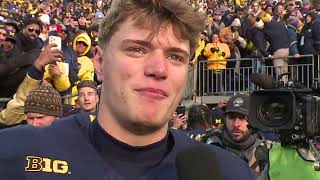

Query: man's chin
125,120,166,135
28,37,37,42
231,134,245,142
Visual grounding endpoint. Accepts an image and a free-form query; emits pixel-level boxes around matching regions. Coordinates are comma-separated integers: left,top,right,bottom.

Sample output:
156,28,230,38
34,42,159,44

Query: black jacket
299,23,315,55
247,27,270,57
0,32,43,98
263,20,290,53
312,19,320,53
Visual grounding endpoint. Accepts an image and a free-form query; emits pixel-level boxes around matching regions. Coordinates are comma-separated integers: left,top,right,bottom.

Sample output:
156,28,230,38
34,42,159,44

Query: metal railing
185,54,319,100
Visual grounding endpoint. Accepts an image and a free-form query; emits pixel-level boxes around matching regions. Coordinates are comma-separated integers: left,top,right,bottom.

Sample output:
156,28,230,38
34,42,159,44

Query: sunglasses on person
27,28,40,35
65,16,71,19
76,41,88,47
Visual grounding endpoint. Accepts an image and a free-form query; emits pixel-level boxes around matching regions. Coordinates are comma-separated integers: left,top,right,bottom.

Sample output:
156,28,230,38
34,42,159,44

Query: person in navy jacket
0,0,253,179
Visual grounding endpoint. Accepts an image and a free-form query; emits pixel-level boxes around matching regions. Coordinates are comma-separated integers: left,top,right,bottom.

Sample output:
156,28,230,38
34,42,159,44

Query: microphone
250,73,275,89
175,144,222,180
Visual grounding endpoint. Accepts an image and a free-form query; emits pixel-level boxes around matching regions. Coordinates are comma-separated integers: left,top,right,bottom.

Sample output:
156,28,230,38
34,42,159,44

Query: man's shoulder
0,113,92,152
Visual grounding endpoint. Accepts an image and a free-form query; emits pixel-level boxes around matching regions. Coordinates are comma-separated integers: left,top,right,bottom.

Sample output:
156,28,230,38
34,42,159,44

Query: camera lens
257,97,290,127
249,90,296,131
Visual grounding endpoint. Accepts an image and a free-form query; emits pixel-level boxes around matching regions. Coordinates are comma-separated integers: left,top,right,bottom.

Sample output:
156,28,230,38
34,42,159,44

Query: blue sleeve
287,28,299,55
28,65,44,80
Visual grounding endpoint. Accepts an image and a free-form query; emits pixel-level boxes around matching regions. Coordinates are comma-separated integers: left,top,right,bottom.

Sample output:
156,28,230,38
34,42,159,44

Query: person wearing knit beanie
24,86,63,127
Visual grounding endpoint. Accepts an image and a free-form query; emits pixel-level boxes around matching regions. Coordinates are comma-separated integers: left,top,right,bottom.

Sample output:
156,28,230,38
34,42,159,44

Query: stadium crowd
0,0,320,179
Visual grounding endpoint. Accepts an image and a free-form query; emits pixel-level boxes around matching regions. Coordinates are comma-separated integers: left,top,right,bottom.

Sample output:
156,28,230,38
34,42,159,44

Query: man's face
306,15,312,23
57,31,67,42
212,34,219,43
0,28,6,44
63,13,73,25
26,112,57,127
5,25,16,34
3,39,15,52
76,41,88,55
266,6,273,15
287,2,295,12
78,87,99,112
22,23,41,41
225,112,250,142
213,14,221,21
252,3,260,13
94,18,190,135
276,5,284,14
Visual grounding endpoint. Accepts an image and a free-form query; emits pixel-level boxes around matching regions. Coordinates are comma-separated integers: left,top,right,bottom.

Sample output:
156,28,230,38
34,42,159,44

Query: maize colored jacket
70,56,95,105
69,32,94,104
44,61,71,92
191,38,206,64
203,42,231,70
0,74,40,125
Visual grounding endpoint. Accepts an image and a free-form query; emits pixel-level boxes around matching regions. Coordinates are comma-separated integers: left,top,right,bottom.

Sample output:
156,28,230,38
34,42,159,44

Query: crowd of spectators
0,0,106,126
190,0,320,92
0,0,320,101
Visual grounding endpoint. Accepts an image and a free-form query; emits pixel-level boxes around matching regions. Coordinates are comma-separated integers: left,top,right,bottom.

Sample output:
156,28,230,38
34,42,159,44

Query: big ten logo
25,156,69,174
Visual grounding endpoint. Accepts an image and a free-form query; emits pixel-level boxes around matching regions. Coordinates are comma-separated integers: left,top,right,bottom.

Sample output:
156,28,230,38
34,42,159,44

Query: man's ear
93,46,103,82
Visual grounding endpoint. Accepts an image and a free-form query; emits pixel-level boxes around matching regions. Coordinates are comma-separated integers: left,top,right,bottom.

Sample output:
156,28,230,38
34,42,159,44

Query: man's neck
97,107,168,147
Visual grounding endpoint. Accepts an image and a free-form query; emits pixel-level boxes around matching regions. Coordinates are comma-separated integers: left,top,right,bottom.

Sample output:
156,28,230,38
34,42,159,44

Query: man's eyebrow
166,47,190,58
121,39,152,48
121,39,190,57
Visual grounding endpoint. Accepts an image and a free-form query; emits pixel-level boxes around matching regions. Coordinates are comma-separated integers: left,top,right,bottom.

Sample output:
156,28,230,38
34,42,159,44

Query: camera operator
206,94,269,179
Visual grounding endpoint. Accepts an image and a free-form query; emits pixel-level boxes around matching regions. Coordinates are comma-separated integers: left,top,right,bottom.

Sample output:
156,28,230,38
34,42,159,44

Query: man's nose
84,95,90,101
32,119,41,127
233,118,242,127
144,51,168,80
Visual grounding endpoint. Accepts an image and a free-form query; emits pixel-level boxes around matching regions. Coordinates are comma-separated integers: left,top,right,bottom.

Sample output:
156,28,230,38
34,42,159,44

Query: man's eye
128,47,144,54
167,54,185,63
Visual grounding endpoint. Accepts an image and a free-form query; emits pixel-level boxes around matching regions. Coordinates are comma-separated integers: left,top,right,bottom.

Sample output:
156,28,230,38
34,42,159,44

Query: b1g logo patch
25,156,70,174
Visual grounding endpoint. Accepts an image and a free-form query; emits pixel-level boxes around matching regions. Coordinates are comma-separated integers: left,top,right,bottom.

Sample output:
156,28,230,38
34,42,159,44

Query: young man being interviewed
0,1,253,179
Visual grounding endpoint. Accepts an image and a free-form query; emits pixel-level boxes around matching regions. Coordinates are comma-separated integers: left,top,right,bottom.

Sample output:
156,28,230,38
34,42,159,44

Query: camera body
249,87,320,148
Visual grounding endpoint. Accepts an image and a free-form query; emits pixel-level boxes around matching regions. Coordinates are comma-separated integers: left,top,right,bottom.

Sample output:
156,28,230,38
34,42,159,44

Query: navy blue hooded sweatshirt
0,113,253,180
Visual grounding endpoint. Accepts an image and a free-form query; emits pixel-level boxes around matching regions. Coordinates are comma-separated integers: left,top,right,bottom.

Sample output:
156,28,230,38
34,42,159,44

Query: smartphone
49,35,61,50
176,106,186,116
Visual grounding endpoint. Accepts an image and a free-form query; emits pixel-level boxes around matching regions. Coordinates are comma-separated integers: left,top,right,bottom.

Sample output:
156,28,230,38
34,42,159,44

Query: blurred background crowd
0,0,320,103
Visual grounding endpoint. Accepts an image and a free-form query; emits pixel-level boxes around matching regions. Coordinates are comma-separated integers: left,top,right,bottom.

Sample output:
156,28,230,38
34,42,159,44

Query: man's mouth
232,130,242,135
136,88,168,99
